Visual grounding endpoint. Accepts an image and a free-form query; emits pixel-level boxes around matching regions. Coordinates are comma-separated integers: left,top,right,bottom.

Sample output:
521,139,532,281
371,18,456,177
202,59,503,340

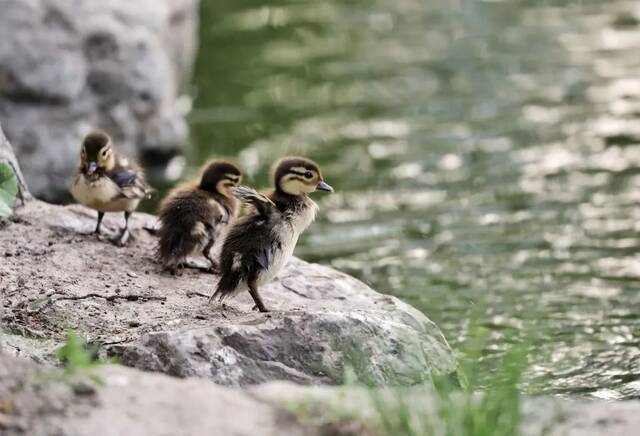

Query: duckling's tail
209,260,243,304
209,275,237,303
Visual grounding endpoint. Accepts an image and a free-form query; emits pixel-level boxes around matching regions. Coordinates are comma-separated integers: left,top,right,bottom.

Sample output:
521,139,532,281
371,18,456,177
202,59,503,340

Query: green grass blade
0,162,18,217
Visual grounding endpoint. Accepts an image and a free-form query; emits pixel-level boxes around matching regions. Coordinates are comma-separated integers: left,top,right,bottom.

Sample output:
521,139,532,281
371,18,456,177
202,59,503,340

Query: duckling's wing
232,186,277,218
256,245,274,269
108,167,151,200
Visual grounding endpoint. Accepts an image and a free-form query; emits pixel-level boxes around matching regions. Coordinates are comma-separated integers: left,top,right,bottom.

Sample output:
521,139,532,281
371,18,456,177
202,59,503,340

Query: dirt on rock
0,352,310,436
0,200,456,386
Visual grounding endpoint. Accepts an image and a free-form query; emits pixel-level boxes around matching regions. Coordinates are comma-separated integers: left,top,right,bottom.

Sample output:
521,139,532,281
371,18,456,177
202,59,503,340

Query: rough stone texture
0,0,198,200
0,353,309,436
0,199,456,386
2,353,639,436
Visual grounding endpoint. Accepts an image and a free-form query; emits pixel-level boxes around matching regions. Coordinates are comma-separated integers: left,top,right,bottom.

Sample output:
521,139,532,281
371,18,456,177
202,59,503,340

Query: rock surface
2,353,638,436
255,382,640,436
0,199,456,386
0,0,198,200
0,353,308,436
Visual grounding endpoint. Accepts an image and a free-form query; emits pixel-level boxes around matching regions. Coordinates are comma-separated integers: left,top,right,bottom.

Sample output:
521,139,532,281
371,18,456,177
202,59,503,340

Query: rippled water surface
191,0,640,398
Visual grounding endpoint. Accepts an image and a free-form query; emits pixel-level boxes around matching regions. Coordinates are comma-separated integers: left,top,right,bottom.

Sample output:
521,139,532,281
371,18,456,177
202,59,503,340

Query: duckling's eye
101,149,109,158
304,171,313,179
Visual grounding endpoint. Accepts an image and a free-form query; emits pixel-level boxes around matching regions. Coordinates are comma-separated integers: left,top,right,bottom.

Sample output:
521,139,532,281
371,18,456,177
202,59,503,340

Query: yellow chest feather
71,175,140,212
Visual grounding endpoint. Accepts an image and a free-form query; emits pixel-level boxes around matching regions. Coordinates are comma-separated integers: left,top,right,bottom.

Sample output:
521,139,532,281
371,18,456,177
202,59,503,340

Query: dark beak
316,180,334,192
85,161,97,175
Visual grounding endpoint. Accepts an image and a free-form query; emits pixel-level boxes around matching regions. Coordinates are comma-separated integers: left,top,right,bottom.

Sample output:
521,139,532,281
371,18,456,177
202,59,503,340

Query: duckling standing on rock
209,157,334,312
70,130,152,246
156,160,242,275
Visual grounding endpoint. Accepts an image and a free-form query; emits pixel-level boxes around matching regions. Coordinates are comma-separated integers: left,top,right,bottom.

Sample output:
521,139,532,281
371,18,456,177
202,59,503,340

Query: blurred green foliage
0,162,17,217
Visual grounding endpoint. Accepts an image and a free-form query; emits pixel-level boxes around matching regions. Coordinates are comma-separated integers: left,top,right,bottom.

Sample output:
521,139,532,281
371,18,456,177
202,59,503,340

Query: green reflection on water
191,0,640,398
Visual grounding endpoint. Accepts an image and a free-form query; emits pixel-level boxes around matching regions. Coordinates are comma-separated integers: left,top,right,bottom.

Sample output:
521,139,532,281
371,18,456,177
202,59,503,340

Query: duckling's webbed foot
182,260,218,274
110,211,131,246
111,229,130,246
248,280,269,312
168,263,185,276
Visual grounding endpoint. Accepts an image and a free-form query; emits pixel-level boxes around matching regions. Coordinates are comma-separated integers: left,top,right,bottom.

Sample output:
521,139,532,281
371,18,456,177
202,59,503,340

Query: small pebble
127,272,138,278
128,320,141,327
72,380,97,396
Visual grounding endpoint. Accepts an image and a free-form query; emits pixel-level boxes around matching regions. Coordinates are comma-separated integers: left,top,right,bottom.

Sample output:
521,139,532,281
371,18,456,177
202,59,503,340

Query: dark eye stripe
290,170,316,178
286,176,307,183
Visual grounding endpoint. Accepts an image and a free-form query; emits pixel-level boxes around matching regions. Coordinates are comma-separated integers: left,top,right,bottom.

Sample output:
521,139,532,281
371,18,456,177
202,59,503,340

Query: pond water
190,0,640,399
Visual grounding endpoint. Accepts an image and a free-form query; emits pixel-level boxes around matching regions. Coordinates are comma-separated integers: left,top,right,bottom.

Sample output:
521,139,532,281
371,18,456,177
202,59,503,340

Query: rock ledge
1,200,456,386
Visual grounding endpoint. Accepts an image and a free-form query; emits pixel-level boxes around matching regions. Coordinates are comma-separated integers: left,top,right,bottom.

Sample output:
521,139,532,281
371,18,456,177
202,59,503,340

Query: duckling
156,160,242,275
209,157,334,312
70,130,151,246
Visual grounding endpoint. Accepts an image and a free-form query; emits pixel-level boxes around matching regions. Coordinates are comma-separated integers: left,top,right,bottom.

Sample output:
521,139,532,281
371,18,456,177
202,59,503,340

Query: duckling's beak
85,161,97,175
316,180,334,192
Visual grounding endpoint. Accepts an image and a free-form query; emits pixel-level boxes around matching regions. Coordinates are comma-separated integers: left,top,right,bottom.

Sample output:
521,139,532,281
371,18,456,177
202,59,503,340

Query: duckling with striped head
210,156,334,312
70,130,151,245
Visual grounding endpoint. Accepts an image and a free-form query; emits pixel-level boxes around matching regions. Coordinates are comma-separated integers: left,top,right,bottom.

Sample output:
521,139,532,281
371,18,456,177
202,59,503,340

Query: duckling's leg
202,227,220,274
202,244,219,274
183,225,220,273
248,279,269,312
94,212,105,235
111,211,131,246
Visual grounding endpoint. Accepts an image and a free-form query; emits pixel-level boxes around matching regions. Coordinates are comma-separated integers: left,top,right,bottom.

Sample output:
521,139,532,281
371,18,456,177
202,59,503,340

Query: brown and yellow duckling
156,160,242,275
210,157,334,312
70,130,152,246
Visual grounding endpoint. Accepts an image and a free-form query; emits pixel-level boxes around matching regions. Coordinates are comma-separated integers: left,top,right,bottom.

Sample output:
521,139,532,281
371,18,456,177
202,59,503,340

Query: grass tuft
290,327,529,436
53,329,114,385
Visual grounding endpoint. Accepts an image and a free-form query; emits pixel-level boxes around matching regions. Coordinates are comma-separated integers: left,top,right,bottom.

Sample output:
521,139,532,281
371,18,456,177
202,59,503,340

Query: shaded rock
0,353,76,435
0,0,198,200
0,200,456,386
0,353,308,436
3,353,638,436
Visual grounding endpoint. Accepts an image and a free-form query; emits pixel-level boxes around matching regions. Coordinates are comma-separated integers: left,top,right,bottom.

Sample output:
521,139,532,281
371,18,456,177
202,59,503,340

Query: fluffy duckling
209,157,334,312
70,130,151,246
156,160,242,275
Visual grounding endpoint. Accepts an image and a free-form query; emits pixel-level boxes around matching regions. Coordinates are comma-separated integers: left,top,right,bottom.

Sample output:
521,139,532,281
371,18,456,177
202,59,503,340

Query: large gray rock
0,0,198,200
0,353,309,436
0,199,456,386
2,353,639,436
